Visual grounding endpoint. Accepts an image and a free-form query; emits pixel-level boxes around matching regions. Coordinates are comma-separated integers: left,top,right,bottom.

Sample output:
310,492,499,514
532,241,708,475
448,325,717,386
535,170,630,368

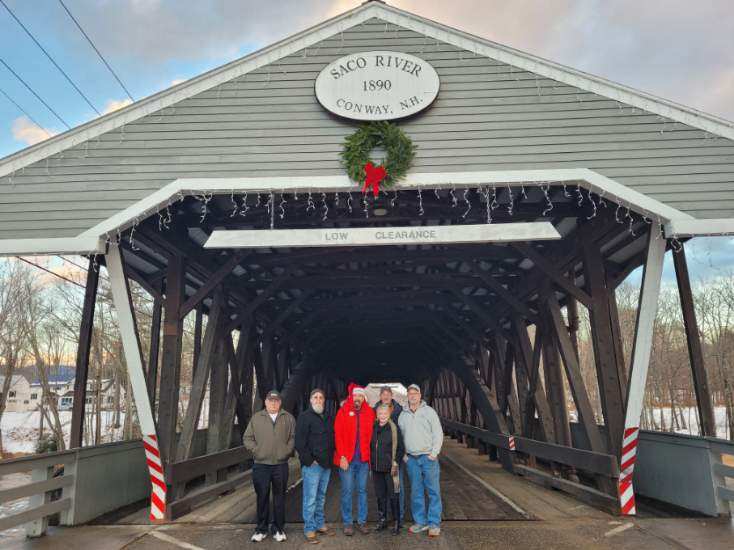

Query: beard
312,403,324,414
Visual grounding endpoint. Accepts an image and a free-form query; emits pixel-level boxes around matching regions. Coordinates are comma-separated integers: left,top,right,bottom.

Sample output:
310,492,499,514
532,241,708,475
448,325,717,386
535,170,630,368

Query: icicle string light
279,193,286,219
461,188,471,219
507,184,514,216
541,184,553,216
230,190,239,217
321,192,329,221
240,192,249,217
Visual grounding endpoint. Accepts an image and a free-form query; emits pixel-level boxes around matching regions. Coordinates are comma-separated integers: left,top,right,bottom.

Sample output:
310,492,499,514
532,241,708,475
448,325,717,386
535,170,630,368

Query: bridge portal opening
90,180,682,520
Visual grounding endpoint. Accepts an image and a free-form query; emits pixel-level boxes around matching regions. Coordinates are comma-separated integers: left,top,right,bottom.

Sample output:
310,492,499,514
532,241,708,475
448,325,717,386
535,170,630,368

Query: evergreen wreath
340,121,416,196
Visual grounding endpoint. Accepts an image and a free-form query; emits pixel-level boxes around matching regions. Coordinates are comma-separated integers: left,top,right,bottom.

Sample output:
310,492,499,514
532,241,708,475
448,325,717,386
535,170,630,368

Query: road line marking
604,523,634,537
150,530,207,550
441,454,530,519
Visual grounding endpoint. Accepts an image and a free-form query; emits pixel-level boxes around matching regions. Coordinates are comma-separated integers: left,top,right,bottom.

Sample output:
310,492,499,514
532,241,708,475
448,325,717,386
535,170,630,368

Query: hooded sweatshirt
398,400,443,457
333,383,375,466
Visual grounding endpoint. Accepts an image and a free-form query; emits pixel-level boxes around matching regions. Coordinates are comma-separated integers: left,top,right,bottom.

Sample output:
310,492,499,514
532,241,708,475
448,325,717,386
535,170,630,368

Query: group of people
242,383,444,544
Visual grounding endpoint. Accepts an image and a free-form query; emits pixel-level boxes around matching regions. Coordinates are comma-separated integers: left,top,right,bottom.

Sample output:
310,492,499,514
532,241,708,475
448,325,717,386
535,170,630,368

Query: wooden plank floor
178,451,525,524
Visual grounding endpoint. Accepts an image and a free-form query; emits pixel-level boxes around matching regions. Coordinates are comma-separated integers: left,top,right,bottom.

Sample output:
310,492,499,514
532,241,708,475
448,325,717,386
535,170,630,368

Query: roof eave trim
64,168,693,241
0,237,104,257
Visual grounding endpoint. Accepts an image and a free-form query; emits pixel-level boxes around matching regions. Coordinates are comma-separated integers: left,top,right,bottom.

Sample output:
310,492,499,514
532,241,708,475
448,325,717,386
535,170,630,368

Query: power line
57,0,134,103
15,256,84,289
0,0,101,116
0,58,70,129
0,86,53,138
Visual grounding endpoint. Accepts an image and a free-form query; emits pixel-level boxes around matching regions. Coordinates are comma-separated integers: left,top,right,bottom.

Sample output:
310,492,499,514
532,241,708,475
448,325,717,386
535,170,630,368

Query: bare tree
0,260,30,456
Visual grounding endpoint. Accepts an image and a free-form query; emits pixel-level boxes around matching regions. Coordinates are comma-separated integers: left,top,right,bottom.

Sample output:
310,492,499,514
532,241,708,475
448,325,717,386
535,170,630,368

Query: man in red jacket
333,383,375,536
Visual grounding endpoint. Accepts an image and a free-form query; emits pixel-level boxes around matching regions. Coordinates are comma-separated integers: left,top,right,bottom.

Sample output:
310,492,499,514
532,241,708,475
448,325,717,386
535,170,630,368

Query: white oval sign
315,51,440,121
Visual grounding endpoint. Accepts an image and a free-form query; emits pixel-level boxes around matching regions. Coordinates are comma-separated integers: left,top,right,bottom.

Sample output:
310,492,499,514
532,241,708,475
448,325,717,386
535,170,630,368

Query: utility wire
1,0,101,116
57,0,134,103
0,58,70,129
15,256,84,288
0,86,53,138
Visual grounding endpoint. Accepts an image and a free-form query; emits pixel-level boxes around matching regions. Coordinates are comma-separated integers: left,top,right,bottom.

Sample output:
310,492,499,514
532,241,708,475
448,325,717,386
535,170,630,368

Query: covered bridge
1,0,733,532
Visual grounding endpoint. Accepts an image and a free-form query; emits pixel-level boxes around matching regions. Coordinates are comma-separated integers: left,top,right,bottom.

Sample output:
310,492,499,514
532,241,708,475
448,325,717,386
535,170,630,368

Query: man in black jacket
295,388,334,544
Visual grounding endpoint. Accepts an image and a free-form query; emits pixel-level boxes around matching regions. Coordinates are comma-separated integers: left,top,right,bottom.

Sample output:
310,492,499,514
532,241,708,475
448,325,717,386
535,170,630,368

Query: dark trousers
252,462,289,533
372,470,397,500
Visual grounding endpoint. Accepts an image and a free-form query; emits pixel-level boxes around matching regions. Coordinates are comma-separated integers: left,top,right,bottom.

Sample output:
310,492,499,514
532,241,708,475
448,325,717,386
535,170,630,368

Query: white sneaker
273,531,287,542
250,531,268,542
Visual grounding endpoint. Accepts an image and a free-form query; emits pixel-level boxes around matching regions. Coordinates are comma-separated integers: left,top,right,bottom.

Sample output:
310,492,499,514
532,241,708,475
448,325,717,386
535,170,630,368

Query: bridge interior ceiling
116,183,655,384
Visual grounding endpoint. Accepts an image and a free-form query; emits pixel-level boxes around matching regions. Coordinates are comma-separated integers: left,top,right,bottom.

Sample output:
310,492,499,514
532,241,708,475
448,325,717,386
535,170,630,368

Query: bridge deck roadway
3,439,733,550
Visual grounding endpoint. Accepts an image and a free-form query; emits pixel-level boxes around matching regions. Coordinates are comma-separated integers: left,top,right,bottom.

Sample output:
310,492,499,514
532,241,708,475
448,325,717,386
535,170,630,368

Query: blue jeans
301,463,331,534
339,460,369,526
406,454,442,528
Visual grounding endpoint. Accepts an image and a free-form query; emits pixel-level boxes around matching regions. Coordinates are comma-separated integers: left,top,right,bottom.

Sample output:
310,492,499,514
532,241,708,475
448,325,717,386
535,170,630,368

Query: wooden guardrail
165,445,251,519
709,437,734,516
441,417,620,478
0,449,77,537
441,417,622,513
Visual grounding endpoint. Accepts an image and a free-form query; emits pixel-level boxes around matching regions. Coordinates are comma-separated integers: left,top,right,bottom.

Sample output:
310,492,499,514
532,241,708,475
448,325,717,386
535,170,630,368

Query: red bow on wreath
362,161,387,198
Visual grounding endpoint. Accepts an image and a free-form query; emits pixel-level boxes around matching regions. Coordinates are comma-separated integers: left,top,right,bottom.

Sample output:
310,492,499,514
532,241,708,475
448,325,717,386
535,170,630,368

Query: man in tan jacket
244,390,296,543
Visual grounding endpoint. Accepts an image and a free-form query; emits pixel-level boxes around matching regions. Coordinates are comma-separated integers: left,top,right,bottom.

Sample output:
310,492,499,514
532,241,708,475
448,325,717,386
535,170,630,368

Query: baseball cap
266,390,282,400
407,384,421,392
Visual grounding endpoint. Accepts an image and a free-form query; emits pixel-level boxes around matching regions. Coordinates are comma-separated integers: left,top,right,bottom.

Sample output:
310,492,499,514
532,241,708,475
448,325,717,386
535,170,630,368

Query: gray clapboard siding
1,16,734,239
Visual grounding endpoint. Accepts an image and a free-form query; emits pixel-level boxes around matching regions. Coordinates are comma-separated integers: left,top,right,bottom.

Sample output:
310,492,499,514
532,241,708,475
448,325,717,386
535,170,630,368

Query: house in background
57,378,124,412
0,366,123,413
0,373,35,412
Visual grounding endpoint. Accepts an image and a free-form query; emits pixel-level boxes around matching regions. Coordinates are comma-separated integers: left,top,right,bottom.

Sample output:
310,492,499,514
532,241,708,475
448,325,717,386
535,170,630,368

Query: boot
376,498,388,531
390,495,401,535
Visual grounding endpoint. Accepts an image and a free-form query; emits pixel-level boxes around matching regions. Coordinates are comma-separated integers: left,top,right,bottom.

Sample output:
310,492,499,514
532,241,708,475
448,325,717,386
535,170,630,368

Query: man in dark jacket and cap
295,388,334,544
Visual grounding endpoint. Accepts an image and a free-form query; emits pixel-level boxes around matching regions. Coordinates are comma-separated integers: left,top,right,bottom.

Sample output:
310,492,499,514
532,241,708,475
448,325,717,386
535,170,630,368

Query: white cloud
11,117,57,146
102,98,133,114
170,78,186,86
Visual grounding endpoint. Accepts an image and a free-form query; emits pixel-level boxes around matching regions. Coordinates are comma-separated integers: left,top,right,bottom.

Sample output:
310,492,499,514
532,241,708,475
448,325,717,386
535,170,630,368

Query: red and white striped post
107,244,167,521
619,231,666,515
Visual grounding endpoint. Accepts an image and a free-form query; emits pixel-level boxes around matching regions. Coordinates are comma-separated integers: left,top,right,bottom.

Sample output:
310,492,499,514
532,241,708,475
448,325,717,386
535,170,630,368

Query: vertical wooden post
147,292,162,410
69,256,99,449
177,292,226,460
583,235,626,458
192,306,203,375
540,310,572,448
673,243,716,437
106,244,166,521
158,254,185,465
620,232,666,516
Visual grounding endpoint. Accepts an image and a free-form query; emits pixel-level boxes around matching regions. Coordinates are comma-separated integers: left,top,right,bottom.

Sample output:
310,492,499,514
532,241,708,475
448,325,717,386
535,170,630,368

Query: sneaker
250,531,268,542
428,527,441,537
305,531,319,544
344,525,354,536
409,524,428,534
317,526,333,536
273,531,287,542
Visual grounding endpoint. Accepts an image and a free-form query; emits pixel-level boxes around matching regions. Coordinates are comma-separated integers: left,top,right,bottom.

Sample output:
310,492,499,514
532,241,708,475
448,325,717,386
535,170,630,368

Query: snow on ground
642,405,732,439
1,410,127,455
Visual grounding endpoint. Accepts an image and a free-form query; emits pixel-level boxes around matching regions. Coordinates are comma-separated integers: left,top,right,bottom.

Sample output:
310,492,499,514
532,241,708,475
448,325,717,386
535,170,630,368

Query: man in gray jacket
243,390,296,543
398,383,443,538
